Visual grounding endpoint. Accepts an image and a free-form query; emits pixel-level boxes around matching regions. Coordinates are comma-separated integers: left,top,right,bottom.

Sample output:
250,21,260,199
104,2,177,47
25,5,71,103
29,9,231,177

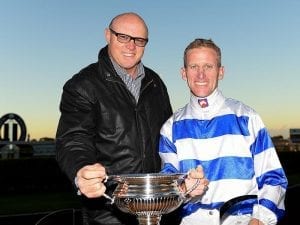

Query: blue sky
1,0,300,140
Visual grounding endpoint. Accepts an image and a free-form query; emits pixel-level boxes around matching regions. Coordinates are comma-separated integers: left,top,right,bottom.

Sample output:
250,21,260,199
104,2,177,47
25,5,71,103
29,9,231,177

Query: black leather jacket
56,46,173,225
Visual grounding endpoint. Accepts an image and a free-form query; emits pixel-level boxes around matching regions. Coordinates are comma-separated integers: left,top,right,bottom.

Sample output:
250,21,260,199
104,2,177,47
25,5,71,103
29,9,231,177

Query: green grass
0,191,81,215
286,173,300,187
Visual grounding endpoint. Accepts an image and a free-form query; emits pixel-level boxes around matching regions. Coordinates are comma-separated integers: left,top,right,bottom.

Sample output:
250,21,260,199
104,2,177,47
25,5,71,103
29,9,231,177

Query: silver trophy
105,173,200,225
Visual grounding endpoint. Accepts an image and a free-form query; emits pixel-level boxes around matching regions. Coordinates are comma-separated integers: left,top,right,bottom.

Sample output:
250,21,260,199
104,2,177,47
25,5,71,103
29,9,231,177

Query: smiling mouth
195,81,207,86
123,52,135,57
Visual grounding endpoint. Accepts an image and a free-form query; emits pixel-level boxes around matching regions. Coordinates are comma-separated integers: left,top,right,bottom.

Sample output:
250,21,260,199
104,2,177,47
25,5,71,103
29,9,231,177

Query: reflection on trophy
106,173,200,225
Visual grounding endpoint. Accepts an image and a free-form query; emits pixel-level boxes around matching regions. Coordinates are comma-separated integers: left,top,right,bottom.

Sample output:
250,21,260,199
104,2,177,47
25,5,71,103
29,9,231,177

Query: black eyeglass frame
109,28,148,47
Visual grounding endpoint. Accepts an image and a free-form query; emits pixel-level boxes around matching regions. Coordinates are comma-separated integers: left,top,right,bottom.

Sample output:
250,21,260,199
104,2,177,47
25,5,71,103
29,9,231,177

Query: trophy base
137,214,161,225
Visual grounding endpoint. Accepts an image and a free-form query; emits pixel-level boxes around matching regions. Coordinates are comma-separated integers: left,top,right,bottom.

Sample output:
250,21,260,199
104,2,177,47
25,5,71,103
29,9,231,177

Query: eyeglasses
109,28,148,47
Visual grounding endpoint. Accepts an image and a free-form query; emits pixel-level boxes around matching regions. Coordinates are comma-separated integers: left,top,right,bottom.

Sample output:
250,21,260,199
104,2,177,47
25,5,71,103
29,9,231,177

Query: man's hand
248,218,264,225
76,163,107,198
183,165,209,197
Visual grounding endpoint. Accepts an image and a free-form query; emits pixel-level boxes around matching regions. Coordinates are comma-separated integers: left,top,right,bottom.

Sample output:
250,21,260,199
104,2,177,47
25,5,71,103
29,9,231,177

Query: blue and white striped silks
159,89,287,225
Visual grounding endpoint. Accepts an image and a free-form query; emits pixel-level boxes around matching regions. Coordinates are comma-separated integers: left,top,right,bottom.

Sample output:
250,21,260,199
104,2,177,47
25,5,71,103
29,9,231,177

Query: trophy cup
105,173,200,225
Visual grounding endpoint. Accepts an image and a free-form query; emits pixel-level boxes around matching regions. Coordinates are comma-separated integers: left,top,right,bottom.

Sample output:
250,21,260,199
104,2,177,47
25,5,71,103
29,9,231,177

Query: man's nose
126,39,136,49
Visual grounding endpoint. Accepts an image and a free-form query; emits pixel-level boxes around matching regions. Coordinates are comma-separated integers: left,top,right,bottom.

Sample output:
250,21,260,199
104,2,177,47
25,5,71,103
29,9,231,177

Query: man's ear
181,67,187,81
218,66,225,80
105,28,110,44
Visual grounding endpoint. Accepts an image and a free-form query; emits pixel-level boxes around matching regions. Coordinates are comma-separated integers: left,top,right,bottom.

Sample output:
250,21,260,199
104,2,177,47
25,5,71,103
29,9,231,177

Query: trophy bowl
108,173,191,225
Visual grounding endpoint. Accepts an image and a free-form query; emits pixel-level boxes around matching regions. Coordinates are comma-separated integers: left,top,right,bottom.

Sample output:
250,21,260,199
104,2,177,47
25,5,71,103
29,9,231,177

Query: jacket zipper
106,73,154,172
136,79,153,171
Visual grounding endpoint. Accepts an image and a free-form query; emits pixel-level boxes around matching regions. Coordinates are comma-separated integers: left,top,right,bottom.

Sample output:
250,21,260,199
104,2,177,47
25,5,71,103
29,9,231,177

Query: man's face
105,17,148,76
181,47,224,98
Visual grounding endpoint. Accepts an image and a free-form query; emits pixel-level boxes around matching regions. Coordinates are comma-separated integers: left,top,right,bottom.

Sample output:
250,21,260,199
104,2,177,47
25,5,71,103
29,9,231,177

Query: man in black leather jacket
56,12,174,225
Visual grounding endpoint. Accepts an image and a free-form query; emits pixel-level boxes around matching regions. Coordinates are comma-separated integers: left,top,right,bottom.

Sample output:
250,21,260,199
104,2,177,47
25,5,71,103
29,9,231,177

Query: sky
1,0,300,140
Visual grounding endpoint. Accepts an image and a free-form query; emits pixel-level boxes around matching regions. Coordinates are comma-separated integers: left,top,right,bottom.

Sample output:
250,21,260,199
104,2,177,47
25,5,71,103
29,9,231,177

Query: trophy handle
102,193,115,204
176,174,202,202
101,175,116,204
184,178,201,196
101,174,132,204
